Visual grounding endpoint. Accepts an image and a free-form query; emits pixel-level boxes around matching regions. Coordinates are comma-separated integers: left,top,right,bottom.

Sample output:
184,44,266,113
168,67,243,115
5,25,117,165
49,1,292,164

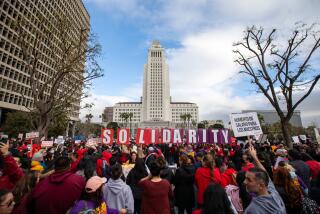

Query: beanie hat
30,160,44,172
85,176,107,193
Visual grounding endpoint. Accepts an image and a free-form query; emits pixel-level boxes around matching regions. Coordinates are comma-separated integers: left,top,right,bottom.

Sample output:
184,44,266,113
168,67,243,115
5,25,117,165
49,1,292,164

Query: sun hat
85,176,107,193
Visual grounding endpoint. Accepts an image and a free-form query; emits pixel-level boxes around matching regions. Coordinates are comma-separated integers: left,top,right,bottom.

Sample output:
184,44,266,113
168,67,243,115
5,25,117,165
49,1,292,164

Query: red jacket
96,151,112,177
29,169,85,214
0,155,24,190
195,167,221,205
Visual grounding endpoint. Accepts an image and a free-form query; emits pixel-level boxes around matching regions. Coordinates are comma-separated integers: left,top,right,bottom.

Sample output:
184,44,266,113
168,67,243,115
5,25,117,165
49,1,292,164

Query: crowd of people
1,136,320,214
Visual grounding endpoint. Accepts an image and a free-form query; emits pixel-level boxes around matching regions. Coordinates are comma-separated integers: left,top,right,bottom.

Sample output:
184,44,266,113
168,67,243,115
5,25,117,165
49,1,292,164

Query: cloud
84,0,320,127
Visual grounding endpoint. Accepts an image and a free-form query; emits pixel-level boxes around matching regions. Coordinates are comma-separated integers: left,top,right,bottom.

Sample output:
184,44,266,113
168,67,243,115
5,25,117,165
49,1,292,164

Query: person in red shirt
241,153,254,172
301,152,320,180
195,153,221,207
0,142,24,191
221,161,237,188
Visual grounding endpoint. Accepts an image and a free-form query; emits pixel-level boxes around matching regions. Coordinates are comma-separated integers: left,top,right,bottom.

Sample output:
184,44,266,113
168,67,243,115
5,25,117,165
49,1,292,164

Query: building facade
0,0,89,124
112,41,198,128
242,110,303,127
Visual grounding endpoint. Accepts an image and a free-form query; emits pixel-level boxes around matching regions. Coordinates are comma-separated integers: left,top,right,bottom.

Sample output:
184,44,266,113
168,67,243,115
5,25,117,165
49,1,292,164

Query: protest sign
101,129,114,144
26,132,39,139
54,136,65,144
41,141,54,148
292,136,300,144
18,133,23,139
117,128,130,144
230,112,263,137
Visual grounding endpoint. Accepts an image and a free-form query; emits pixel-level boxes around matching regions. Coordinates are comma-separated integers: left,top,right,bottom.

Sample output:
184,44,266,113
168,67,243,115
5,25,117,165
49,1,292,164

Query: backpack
301,196,320,214
102,160,111,180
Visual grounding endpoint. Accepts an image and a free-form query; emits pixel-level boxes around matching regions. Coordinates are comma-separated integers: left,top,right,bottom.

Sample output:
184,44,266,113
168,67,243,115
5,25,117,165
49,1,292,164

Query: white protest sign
54,136,65,144
299,135,307,141
75,140,81,144
26,132,39,139
230,112,263,137
41,141,54,147
18,133,23,139
292,136,300,144
86,138,101,147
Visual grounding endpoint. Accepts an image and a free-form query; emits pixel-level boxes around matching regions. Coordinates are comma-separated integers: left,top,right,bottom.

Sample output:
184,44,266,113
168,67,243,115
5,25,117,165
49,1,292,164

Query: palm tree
185,113,192,129
85,113,93,123
180,114,187,129
128,112,133,135
119,112,129,128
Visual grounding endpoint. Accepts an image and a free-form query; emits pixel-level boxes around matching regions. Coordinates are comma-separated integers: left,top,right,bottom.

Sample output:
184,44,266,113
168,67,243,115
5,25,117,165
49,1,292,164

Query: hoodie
195,167,221,205
102,178,134,214
29,169,85,214
244,181,286,214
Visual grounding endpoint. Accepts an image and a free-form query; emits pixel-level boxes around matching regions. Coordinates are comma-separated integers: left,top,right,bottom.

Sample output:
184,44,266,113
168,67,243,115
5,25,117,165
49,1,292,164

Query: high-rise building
112,41,198,129
0,0,89,125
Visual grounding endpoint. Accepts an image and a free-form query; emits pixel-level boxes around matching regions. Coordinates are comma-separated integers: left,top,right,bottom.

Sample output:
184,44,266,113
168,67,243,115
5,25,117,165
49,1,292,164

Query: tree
2,111,33,137
209,123,225,129
85,114,94,123
197,123,205,129
201,120,209,128
13,11,103,137
234,24,320,148
119,113,129,128
180,114,187,128
185,113,192,129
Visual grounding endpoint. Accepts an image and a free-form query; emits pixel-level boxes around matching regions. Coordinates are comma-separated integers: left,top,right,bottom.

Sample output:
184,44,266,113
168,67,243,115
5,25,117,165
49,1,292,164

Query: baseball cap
85,176,107,193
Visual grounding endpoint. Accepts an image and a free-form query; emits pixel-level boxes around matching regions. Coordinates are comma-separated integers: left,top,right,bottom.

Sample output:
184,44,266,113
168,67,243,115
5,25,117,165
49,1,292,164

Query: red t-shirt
241,163,254,172
195,167,221,205
192,209,202,214
221,168,236,188
139,179,173,214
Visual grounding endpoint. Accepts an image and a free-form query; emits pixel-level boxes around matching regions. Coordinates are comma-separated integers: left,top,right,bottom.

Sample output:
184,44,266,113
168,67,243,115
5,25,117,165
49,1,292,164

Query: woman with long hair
0,189,15,214
195,153,221,207
126,158,148,214
273,166,303,213
173,155,195,214
193,184,233,214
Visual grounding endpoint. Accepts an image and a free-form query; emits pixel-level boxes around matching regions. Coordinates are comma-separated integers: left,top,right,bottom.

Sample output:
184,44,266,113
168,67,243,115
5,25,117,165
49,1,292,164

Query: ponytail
203,154,215,182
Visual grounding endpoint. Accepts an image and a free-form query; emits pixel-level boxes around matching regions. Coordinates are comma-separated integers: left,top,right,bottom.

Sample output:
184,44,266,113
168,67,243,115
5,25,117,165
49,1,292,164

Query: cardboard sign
26,132,39,139
41,141,54,147
117,128,130,144
230,112,263,137
101,129,114,144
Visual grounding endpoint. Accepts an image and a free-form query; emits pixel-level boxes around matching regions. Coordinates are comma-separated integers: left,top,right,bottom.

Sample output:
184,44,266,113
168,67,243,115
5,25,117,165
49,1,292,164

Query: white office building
112,41,198,129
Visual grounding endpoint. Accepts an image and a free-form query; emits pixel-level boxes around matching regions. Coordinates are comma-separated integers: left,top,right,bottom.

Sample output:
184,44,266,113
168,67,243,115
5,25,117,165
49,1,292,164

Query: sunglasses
0,199,14,207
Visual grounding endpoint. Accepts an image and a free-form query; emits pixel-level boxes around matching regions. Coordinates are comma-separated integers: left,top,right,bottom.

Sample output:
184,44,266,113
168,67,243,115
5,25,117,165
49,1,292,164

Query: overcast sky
82,0,320,127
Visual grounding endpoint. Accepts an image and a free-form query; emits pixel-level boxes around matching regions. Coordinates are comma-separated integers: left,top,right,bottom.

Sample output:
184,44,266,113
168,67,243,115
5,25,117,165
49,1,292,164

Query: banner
26,132,39,139
230,112,263,137
101,129,114,144
135,128,151,145
117,128,130,144
100,128,232,144
41,141,53,148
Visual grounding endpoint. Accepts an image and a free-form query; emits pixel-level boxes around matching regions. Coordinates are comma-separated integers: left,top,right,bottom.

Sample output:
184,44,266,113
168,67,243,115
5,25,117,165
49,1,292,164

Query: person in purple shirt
69,176,119,214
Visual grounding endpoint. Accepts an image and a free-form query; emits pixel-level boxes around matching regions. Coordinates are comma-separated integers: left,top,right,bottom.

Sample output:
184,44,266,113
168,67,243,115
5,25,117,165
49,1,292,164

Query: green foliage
209,123,225,129
75,122,102,137
2,111,33,137
197,123,205,129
